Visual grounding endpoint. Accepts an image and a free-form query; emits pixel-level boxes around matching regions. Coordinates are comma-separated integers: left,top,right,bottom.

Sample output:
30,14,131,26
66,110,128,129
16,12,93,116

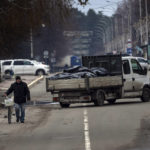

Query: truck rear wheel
141,88,150,102
94,90,105,106
60,102,70,108
107,99,116,104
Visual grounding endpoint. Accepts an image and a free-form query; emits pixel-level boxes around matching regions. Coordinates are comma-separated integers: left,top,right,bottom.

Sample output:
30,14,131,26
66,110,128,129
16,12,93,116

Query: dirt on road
117,115,150,150
0,105,51,150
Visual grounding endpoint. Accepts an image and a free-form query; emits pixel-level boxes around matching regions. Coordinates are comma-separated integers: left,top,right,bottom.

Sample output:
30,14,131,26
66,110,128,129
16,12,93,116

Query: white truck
46,55,150,108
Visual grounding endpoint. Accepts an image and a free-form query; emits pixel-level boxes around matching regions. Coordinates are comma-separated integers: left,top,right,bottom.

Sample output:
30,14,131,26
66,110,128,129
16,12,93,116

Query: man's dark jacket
6,81,30,104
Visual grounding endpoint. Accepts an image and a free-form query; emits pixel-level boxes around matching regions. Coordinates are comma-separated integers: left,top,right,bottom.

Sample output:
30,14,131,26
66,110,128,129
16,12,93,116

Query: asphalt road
1,80,150,150
30,79,52,102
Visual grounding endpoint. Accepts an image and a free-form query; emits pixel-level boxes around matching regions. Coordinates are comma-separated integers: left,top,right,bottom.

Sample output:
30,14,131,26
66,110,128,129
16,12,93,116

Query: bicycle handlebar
1,95,8,98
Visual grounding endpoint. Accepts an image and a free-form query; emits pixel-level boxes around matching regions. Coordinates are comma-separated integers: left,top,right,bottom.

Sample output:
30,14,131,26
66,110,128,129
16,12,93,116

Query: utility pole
139,0,143,45
111,18,114,52
129,0,132,41
30,28,34,59
145,0,148,45
126,0,132,56
0,61,2,82
116,14,125,53
121,16,125,53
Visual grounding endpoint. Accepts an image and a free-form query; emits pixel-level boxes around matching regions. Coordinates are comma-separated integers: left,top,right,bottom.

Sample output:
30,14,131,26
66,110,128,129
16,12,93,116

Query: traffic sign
127,48,132,55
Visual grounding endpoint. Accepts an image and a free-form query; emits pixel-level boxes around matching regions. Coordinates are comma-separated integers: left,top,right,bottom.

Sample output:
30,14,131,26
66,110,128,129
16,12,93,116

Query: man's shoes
16,118,19,123
21,121,24,123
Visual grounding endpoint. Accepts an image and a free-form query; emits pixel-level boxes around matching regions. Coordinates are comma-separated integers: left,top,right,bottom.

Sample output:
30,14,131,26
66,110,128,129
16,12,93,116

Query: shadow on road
68,100,144,109
117,116,150,150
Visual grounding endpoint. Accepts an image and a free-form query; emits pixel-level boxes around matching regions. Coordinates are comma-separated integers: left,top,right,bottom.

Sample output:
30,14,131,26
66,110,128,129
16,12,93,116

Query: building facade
104,0,150,58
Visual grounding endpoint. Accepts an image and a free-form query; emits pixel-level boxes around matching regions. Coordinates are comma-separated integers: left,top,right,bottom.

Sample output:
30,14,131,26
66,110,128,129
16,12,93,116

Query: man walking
5,76,30,123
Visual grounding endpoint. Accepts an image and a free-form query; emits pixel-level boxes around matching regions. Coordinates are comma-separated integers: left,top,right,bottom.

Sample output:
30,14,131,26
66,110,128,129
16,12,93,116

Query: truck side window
123,60,130,74
131,59,143,74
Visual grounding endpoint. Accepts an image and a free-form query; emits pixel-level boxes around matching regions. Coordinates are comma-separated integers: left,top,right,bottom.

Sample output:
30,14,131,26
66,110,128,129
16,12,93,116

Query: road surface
0,80,150,150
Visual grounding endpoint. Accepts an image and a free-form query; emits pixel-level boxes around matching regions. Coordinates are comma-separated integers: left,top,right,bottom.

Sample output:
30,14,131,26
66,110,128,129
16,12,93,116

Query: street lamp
30,24,46,59
30,28,33,59
145,0,148,45
139,0,143,45
42,24,46,28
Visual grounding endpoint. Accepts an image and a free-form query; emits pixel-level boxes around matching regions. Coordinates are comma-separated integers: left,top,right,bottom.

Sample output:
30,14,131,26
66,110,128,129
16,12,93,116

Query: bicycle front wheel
8,106,12,124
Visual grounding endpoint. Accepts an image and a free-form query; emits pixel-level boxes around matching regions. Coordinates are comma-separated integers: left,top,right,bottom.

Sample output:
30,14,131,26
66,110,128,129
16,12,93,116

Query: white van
1,59,50,76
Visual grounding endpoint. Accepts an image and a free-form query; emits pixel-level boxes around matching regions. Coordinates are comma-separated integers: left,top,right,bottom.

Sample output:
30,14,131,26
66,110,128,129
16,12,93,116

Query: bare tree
0,0,74,58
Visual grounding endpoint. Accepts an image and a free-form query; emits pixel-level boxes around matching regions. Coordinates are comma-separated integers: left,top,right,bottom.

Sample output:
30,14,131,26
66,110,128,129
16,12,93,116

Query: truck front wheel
94,90,105,106
60,102,70,108
141,88,150,102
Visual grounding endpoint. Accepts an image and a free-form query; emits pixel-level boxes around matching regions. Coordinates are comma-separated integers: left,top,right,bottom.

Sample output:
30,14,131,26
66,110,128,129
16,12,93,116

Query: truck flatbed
46,75,123,92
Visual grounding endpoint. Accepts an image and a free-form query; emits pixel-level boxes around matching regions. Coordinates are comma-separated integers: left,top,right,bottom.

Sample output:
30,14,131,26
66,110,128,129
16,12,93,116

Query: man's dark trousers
15,103,25,122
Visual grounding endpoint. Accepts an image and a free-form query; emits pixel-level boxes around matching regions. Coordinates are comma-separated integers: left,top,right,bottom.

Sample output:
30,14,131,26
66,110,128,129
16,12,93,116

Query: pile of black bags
49,66,109,80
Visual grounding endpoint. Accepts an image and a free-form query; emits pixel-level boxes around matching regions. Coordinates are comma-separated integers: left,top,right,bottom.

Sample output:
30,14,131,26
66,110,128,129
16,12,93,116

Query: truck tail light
53,97,59,102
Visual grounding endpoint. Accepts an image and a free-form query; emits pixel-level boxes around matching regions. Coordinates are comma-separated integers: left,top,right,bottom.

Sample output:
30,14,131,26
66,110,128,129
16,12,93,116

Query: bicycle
2,96,14,124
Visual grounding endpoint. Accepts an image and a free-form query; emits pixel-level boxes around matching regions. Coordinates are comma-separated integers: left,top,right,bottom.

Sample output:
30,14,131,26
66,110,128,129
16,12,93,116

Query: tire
141,88,150,102
5,70,11,76
8,106,12,124
36,70,45,76
60,102,70,108
107,99,116,104
94,90,105,106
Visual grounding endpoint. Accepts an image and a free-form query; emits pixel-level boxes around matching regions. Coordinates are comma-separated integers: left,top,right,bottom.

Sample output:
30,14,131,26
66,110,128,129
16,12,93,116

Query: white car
1,59,50,76
135,57,149,70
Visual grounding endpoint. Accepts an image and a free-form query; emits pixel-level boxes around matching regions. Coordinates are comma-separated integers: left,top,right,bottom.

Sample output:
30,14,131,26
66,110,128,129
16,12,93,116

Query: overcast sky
74,0,123,16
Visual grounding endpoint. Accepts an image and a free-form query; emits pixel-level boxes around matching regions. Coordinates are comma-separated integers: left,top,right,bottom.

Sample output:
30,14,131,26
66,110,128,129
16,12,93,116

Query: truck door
131,59,148,92
122,60,133,94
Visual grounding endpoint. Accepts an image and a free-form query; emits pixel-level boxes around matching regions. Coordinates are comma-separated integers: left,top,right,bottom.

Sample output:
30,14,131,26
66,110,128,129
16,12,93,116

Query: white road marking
28,75,44,88
84,116,88,123
83,109,91,150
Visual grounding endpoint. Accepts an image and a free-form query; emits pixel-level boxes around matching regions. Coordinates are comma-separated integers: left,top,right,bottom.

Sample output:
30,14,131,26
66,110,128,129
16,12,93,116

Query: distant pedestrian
4,76,30,123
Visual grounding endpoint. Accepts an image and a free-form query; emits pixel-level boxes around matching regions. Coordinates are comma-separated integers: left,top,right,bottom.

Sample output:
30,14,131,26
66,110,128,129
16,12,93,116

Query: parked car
1,59,50,76
135,57,149,70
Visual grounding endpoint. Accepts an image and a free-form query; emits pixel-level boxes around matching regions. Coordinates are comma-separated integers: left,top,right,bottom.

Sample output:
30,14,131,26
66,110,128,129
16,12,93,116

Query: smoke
56,55,72,67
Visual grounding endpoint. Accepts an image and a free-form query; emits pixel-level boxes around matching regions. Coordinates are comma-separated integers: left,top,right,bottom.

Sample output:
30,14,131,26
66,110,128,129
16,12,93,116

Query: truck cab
122,57,150,101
